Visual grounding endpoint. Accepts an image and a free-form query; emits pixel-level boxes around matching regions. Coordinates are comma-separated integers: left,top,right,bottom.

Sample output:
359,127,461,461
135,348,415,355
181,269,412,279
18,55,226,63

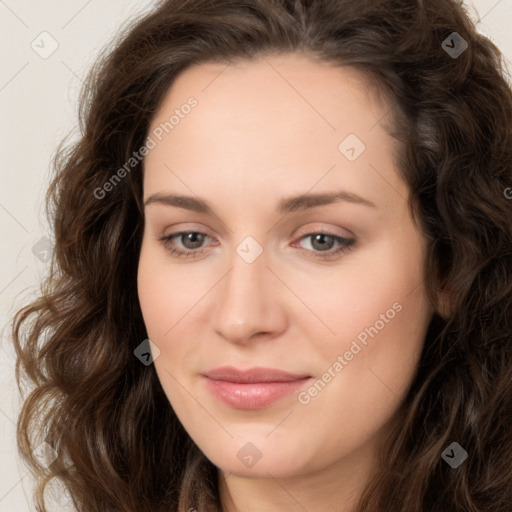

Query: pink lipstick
202,366,311,409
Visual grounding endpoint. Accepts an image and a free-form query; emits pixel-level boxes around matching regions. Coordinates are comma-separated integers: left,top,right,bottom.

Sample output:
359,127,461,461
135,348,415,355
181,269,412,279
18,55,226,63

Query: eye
292,231,355,259
158,231,213,259
157,230,355,260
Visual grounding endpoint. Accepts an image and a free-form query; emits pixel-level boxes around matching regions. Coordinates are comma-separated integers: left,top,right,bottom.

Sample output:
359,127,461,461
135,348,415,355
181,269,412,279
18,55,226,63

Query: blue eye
158,231,354,260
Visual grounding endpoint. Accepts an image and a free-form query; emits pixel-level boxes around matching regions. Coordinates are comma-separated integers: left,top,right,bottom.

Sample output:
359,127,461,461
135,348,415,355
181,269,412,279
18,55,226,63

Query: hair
10,0,512,510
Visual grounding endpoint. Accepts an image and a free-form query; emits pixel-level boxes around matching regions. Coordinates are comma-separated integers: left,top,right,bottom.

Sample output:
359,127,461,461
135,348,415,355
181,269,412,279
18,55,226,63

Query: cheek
137,251,198,411
312,237,431,398
299,242,426,361
137,254,166,339
137,241,183,344
137,241,196,339
137,243,213,376
296,286,431,460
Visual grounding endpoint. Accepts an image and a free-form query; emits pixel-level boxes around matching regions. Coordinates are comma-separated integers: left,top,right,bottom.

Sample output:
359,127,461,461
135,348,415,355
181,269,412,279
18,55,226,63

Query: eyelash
158,230,355,260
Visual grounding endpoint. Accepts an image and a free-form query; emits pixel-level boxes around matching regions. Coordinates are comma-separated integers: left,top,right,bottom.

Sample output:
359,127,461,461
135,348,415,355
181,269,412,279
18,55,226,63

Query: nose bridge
211,234,284,343
226,232,269,294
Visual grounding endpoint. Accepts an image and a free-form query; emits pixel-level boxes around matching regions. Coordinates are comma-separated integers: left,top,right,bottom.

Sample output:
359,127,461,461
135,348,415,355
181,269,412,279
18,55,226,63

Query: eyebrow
143,189,376,214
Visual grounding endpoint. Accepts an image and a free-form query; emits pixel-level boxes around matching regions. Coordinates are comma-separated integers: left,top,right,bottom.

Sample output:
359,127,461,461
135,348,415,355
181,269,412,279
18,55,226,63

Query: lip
202,366,312,409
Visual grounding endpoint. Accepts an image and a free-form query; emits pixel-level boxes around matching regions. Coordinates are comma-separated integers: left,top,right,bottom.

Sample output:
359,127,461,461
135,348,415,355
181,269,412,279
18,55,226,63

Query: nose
211,242,288,345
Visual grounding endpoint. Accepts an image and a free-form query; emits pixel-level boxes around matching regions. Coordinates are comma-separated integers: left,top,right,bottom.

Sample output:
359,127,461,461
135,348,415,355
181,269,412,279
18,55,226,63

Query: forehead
150,52,388,132
143,52,406,214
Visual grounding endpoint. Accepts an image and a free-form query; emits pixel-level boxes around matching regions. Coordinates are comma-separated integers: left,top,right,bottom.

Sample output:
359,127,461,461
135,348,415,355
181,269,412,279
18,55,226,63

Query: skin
137,52,436,512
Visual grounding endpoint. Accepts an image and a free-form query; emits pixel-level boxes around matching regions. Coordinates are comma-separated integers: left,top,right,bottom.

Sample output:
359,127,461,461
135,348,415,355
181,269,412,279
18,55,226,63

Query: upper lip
202,366,311,383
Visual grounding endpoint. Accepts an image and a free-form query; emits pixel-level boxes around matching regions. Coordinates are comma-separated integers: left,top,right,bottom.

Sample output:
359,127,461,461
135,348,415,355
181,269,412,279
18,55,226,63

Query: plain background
0,0,511,510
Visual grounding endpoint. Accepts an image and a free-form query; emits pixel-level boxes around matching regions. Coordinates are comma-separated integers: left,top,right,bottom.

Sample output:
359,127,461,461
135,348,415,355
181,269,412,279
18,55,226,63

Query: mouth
201,366,312,409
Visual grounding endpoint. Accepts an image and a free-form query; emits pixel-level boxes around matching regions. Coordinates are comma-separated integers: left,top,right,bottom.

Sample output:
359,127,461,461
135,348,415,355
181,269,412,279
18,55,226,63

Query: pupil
185,233,203,248
313,234,333,251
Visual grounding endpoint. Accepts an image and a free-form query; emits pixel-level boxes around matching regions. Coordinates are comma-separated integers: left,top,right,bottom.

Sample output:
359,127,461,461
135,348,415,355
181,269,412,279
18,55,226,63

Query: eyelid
293,223,354,239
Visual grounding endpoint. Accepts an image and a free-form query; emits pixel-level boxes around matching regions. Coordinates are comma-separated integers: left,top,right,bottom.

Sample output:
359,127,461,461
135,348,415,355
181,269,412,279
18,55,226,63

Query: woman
11,0,512,511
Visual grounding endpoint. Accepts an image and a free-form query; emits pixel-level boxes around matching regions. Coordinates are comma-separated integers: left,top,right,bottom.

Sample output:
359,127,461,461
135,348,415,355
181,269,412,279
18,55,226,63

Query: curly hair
11,0,512,510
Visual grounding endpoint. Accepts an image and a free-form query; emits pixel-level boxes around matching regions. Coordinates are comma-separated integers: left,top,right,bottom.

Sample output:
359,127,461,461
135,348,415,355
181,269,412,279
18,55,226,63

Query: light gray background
0,0,511,510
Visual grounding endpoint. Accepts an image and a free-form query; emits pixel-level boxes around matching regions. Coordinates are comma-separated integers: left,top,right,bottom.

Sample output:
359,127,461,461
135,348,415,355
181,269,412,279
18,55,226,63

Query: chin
201,439,310,479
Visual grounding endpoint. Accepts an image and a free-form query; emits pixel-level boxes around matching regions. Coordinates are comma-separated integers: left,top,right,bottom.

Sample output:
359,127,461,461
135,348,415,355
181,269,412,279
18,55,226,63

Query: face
137,52,435,481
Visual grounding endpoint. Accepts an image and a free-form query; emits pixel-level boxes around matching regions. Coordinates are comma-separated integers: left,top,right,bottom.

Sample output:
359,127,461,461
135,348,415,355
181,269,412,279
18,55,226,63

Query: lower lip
204,377,311,409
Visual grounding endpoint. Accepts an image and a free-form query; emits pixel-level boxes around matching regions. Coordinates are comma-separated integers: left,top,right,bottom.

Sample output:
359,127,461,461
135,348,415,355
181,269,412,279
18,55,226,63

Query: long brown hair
11,0,512,510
